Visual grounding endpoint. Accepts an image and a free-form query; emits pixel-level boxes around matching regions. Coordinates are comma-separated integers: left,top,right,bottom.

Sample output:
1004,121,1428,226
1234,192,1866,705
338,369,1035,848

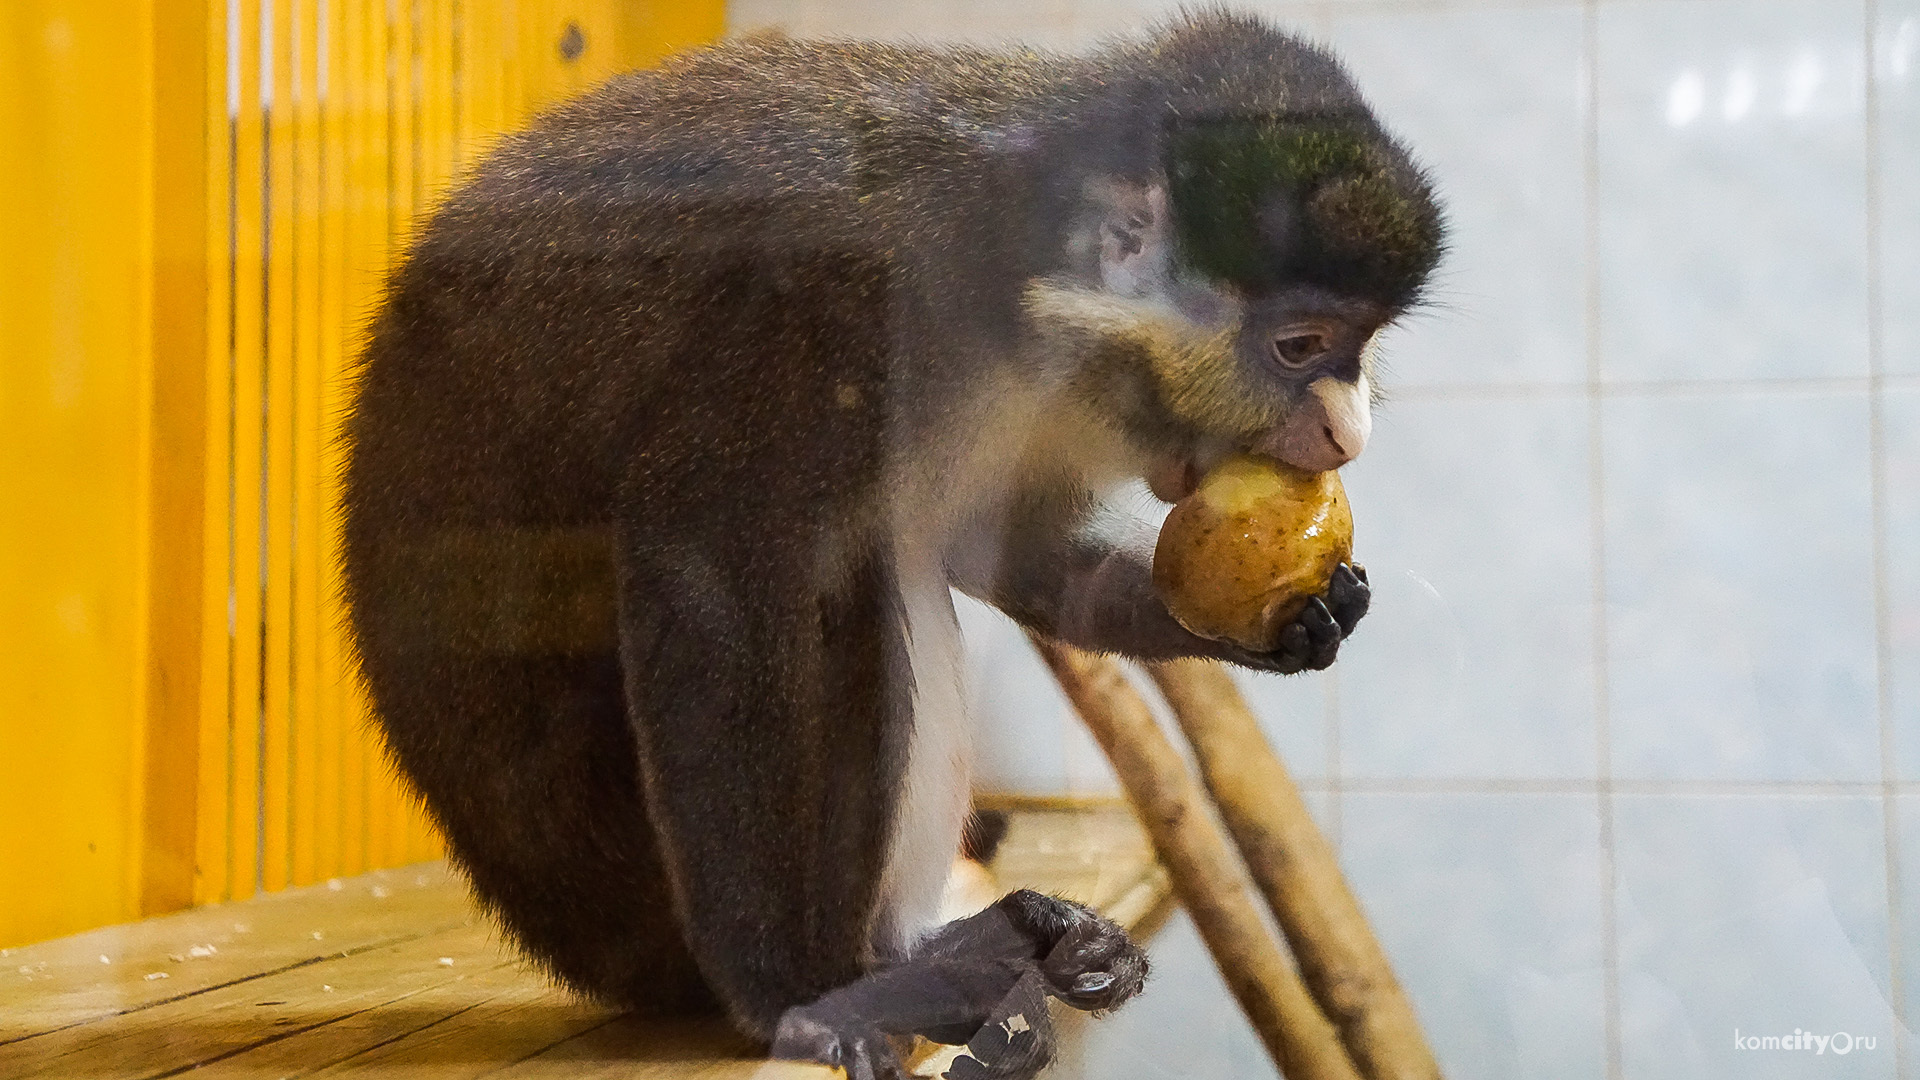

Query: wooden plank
0,923,502,1078
0,863,458,1038
490,1016,831,1080
2,810,1167,1079
302,974,610,1078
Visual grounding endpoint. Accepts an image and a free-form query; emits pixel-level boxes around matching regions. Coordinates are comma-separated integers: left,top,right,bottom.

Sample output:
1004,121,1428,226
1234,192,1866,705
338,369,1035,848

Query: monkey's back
337,35,1088,1013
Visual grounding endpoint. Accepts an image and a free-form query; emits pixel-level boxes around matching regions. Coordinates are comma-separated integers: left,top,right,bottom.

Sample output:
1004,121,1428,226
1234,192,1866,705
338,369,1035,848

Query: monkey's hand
1220,562,1369,675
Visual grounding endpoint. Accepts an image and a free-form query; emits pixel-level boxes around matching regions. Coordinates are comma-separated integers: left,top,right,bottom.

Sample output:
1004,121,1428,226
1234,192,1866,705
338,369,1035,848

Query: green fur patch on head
1165,115,1442,306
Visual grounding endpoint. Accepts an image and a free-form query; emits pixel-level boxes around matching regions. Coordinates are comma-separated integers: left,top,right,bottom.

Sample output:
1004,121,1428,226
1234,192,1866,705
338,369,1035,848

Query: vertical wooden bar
193,0,238,907
259,0,298,896
289,0,326,888
313,0,349,883
227,0,267,902
358,0,400,871
145,0,216,917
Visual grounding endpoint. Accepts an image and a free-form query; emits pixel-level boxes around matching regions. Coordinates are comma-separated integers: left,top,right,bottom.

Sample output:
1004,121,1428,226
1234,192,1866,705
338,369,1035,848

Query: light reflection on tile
1597,0,1870,382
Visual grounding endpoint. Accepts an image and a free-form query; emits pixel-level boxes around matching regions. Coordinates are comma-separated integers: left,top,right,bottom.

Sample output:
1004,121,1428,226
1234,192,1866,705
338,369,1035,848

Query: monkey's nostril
1322,424,1347,455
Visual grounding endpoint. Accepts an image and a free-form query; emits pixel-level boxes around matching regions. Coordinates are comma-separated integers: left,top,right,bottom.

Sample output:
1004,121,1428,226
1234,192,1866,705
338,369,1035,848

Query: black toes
771,1011,905,1080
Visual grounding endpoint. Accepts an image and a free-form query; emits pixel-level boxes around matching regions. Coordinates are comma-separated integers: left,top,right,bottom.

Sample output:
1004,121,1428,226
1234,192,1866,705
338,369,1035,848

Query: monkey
339,11,1442,1079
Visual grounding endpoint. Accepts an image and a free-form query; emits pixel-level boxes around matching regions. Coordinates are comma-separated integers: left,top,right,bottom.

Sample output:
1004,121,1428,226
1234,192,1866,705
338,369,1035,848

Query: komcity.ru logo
1733,1029,1879,1055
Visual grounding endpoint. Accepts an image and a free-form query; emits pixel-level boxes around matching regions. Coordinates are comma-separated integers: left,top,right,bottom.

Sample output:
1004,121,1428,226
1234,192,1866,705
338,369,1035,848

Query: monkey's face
1024,270,1383,502
1025,195,1395,504
1025,116,1440,501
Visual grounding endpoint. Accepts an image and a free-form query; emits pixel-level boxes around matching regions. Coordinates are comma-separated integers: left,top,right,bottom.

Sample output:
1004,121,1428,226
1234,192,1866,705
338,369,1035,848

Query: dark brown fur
340,11,1437,1063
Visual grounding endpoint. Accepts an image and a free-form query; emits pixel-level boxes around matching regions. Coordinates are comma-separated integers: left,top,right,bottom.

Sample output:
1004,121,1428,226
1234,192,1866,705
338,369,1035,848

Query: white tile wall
1339,791,1610,1080
1881,1,1920,377
719,1,1920,1075
1613,794,1898,1079
1602,390,1878,781
1339,393,1598,779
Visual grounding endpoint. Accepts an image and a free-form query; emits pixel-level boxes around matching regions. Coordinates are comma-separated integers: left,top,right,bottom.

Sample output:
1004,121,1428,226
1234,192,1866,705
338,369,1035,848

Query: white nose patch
1310,373,1372,461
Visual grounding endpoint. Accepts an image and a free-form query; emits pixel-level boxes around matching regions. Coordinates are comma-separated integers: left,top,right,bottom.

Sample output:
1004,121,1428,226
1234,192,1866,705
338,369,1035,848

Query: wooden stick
1028,636,1363,1080
1146,659,1442,1080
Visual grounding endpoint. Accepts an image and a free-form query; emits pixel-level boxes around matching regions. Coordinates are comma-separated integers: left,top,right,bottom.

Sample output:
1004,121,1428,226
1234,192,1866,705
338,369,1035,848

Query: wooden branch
1146,658,1442,1080
1028,635,1363,1080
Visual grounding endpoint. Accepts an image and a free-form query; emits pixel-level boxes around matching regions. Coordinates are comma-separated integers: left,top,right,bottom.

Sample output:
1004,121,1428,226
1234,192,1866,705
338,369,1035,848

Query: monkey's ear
1092,181,1170,297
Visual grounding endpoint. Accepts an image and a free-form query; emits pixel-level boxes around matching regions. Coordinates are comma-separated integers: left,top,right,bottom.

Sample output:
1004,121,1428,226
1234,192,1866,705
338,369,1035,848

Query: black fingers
1325,562,1371,636
1226,562,1370,675
1269,621,1310,675
992,890,1149,1013
1299,597,1341,671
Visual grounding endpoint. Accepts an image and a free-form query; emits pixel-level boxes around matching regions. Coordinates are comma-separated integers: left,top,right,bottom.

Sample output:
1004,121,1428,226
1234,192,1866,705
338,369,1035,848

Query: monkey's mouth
1145,457,1201,504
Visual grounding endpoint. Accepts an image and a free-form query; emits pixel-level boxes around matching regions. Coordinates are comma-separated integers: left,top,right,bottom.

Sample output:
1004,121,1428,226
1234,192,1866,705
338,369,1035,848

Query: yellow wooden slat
228,0,269,905
0,0,156,948
422,0,453,190
260,0,299,897
144,0,217,920
340,0,387,881
369,0,414,873
290,0,326,890
193,0,238,909
313,0,352,885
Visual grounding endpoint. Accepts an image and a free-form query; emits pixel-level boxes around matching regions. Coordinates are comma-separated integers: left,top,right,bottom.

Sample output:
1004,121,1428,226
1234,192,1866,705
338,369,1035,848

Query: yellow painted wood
313,0,351,887
143,0,217,920
289,0,325,892
2,0,724,949
1,810,1163,1079
228,0,269,907
260,0,299,899
0,0,158,948
192,0,237,909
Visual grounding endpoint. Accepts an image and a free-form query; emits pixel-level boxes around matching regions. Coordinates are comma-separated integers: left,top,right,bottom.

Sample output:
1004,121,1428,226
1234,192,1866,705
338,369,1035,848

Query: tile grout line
1296,778,1920,796
1581,2,1623,1077
1864,0,1907,1072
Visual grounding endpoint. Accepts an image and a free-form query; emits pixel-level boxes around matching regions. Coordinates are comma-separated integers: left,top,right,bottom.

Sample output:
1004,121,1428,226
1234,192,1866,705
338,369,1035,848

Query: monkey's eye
1271,330,1331,369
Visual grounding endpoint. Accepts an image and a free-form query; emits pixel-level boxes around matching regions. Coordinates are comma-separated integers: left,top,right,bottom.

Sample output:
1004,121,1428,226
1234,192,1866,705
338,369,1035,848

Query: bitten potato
1152,454,1354,652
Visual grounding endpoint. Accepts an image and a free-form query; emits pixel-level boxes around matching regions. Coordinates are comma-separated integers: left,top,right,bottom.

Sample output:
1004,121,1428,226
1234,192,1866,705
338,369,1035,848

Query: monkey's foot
1227,561,1370,674
770,1010,908,1080
770,892,1146,1079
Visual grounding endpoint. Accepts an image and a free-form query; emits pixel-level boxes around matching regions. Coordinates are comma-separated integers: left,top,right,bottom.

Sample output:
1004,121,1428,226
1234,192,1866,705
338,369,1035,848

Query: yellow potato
1152,454,1354,652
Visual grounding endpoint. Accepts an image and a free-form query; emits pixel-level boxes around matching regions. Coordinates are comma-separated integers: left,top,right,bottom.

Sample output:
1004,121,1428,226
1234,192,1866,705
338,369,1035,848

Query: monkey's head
1025,14,1444,501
